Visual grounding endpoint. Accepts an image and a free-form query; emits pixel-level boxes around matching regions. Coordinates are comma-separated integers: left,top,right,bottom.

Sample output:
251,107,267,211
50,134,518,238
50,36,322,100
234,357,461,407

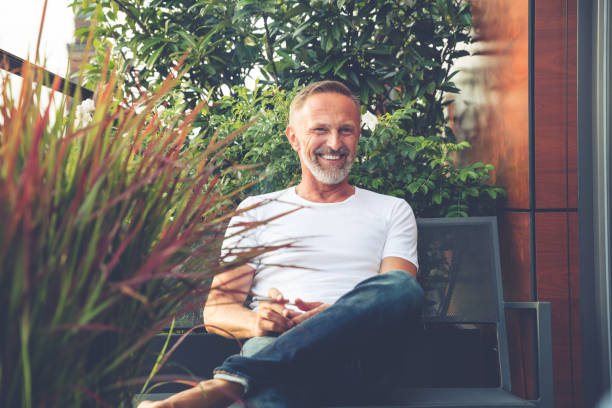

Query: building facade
452,1,610,406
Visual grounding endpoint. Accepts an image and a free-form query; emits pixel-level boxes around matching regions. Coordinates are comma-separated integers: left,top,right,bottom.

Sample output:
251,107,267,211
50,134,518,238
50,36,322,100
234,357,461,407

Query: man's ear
285,125,300,152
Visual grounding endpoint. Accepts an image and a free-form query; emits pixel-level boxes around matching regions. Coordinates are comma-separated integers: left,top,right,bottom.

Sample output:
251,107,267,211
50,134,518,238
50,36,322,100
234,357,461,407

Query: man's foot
136,379,244,408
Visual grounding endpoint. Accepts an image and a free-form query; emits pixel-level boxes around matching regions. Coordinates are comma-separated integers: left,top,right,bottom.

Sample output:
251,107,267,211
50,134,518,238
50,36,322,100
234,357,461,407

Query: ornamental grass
0,41,273,406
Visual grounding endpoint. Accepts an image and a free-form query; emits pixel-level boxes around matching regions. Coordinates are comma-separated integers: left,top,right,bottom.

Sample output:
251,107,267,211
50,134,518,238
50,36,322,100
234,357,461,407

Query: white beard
301,147,356,185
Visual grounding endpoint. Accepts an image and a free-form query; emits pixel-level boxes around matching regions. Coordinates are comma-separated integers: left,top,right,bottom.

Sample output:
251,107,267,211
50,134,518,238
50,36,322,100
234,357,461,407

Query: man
139,81,424,408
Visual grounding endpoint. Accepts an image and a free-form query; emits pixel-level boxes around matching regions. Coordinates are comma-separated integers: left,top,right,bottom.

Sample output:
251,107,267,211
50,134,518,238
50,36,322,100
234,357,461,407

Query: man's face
287,92,361,185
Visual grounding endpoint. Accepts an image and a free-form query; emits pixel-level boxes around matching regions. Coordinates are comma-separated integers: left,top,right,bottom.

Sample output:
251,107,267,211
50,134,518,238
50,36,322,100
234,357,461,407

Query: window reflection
449,0,530,209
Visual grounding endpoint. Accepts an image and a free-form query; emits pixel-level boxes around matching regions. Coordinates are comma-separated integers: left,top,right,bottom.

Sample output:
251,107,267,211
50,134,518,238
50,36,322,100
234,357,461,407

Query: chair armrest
504,301,554,408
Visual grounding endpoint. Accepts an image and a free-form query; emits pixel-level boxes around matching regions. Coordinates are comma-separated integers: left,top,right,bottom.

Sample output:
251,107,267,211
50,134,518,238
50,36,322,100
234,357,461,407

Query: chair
366,217,553,408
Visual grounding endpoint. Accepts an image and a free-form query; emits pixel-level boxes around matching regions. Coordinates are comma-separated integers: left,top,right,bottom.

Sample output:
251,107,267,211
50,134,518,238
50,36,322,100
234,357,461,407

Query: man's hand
291,299,330,325
252,288,301,336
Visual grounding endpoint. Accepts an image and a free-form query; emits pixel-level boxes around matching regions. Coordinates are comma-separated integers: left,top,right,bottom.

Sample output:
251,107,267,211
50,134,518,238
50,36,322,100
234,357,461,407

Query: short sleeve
220,197,261,269
381,199,418,270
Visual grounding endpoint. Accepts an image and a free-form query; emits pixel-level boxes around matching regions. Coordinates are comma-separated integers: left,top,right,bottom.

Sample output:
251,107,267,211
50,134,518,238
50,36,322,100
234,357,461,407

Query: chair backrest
416,217,511,391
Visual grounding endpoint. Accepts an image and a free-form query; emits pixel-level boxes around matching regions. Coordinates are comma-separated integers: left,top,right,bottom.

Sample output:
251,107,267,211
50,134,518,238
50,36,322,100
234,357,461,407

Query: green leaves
197,84,299,202
72,0,259,105
349,107,504,217
202,85,504,218
73,0,473,124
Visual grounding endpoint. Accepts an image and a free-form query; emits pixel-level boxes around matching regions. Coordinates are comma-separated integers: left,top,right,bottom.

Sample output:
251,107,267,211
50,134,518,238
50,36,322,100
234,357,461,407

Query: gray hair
289,81,361,125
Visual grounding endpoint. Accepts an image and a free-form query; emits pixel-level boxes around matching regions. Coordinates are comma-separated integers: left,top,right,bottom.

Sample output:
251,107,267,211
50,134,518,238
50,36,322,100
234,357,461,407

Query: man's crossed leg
138,270,424,408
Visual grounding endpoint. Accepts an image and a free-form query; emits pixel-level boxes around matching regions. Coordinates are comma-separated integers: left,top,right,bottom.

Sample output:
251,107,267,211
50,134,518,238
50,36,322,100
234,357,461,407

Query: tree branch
113,0,152,37
262,14,279,85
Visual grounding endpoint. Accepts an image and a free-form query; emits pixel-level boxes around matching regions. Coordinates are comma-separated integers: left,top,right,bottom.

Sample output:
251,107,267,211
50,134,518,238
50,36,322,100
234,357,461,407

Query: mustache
314,146,350,156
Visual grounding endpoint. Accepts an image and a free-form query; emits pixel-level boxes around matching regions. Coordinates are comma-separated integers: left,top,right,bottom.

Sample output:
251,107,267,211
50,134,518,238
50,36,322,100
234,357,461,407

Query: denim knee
241,336,277,357
379,270,425,315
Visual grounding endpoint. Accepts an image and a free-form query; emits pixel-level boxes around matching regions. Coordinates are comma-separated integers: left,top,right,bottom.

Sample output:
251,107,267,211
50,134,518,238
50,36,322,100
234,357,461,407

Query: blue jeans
213,270,424,407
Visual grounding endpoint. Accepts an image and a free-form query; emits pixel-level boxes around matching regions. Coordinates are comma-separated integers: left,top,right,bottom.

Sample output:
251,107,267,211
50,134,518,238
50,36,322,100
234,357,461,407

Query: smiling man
139,81,424,408
289,89,359,187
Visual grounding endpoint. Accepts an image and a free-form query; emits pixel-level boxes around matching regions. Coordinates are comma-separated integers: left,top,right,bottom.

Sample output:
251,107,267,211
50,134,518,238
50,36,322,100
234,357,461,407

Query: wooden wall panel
459,1,582,404
567,0,578,209
549,302,573,408
535,214,568,287
498,212,532,301
534,0,568,208
536,212,572,408
536,213,568,298
506,309,536,399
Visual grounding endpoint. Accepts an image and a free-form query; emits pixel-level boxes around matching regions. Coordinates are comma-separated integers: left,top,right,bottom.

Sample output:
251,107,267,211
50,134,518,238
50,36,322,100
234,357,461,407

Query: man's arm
379,256,417,278
203,265,296,338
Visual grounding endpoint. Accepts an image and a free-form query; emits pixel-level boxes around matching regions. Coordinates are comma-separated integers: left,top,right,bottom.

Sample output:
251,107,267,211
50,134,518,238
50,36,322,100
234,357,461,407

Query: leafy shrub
203,85,503,217
73,0,471,115
201,85,299,197
352,108,504,217
72,0,504,217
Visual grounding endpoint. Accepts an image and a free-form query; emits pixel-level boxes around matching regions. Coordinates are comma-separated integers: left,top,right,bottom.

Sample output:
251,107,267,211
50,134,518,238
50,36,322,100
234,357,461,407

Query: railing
0,48,94,99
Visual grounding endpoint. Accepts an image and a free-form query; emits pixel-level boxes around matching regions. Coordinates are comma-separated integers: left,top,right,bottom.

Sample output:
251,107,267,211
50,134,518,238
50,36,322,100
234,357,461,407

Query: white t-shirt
221,186,418,308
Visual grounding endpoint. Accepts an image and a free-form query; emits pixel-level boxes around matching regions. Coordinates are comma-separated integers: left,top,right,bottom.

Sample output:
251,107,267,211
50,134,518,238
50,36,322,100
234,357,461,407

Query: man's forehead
298,92,360,116
302,91,354,103
305,115,359,126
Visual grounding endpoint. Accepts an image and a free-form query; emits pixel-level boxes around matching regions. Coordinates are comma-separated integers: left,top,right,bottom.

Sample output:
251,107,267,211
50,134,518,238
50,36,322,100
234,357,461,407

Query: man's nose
327,130,342,150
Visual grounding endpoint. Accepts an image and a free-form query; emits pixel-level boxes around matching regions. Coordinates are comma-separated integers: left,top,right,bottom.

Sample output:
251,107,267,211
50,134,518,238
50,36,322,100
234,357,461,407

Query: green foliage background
73,0,504,217
203,85,503,217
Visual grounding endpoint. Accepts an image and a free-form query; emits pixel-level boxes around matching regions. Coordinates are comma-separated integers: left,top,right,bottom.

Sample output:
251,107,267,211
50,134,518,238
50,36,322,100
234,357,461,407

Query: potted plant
0,49,273,407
